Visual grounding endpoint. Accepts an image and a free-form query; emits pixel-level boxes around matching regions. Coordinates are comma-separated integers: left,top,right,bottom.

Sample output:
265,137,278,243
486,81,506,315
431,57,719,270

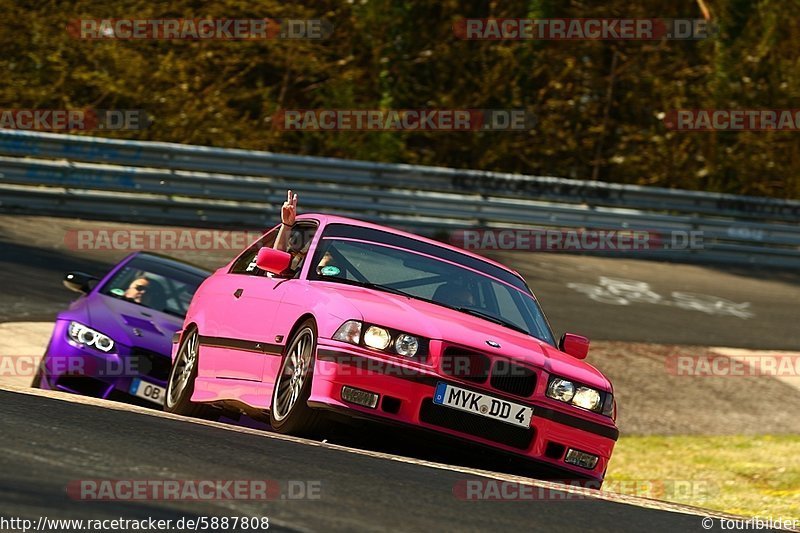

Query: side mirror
559,333,590,360
256,247,292,276
63,272,98,294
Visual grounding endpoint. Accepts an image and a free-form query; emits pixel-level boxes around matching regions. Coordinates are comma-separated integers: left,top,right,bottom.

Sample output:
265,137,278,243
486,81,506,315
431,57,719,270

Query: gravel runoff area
589,341,800,435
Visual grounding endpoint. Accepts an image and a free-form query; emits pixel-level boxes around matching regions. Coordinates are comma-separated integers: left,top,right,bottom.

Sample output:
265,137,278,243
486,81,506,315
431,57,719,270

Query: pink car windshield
309,225,555,345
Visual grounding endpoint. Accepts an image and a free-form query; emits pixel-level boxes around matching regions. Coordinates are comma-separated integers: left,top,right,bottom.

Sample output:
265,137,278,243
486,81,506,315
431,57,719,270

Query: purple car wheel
270,319,326,436
165,328,213,418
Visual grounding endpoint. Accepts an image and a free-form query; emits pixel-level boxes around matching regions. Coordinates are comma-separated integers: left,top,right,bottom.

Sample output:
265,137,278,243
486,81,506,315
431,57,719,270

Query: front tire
270,319,326,436
165,327,213,418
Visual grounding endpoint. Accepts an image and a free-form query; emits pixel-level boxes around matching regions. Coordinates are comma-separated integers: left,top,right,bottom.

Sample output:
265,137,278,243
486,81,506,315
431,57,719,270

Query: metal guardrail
0,129,798,267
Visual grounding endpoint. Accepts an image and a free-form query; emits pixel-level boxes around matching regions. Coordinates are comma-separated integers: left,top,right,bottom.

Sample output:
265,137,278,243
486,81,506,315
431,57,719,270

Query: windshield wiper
453,307,530,335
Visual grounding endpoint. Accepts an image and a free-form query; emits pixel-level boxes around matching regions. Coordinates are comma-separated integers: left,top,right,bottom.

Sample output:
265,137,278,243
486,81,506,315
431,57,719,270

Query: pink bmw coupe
166,214,618,482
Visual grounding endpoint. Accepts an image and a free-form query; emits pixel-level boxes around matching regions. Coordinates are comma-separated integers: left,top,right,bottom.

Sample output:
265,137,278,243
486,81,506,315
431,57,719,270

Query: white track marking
567,277,754,318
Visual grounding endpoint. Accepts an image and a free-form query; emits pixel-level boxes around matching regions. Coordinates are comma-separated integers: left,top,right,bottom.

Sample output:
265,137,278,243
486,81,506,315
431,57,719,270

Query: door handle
233,288,243,299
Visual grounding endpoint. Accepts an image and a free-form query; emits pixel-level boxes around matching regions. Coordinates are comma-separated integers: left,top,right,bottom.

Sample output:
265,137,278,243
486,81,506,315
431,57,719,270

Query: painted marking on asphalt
566,277,754,318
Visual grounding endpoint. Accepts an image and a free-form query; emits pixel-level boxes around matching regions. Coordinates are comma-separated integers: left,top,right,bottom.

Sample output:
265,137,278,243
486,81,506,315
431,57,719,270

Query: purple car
33,252,209,407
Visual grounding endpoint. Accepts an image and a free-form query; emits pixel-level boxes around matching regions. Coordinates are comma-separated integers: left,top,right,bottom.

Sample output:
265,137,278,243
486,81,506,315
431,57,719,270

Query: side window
230,228,278,275
286,223,318,274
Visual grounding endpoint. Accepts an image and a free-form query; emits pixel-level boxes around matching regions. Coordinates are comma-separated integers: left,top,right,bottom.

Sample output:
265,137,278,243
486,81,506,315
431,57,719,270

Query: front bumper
309,340,618,481
38,320,170,407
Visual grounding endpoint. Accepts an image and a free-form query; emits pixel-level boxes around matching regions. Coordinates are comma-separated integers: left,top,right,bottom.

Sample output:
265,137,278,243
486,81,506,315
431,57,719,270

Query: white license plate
129,378,166,405
433,382,533,428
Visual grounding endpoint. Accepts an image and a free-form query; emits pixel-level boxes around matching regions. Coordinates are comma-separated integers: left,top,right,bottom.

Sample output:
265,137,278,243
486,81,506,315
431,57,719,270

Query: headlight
332,320,426,361
68,321,115,352
547,376,608,415
333,320,362,344
572,387,601,411
363,326,391,350
394,334,419,357
547,378,575,402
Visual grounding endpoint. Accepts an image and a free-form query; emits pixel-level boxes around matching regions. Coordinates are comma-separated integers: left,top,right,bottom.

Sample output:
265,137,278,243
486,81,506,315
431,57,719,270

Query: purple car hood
81,293,183,354
315,283,612,392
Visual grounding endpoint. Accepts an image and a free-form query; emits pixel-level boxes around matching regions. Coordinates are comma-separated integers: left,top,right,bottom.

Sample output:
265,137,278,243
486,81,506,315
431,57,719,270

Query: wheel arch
283,313,318,354
172,322,199,362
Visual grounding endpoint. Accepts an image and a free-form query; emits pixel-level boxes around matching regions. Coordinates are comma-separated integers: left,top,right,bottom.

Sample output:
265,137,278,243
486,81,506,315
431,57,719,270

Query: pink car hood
313,282,612,392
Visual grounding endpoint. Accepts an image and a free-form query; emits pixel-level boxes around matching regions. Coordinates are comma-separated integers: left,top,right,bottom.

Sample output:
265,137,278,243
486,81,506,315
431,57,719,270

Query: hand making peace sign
282,189,298,226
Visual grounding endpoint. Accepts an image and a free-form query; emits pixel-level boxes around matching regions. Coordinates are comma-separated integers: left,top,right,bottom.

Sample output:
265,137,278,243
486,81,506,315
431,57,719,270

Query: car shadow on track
212,409,584,483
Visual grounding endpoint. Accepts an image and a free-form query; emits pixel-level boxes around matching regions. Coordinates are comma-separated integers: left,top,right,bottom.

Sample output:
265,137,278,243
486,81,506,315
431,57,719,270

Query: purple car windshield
99,256,206,317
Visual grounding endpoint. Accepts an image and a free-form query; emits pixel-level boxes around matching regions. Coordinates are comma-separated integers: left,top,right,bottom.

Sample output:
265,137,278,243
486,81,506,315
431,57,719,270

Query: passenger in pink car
273,189,333,273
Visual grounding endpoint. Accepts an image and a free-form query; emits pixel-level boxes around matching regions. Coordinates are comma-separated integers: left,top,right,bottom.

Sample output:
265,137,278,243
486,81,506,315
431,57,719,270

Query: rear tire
165,327,214,418
269,319,327,437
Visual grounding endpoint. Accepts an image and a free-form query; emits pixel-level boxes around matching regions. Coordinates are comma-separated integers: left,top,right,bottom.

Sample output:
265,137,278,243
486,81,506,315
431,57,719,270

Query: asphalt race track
0,387,760,532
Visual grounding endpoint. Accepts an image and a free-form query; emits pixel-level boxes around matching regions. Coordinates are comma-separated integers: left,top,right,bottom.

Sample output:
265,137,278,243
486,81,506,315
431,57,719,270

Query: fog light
564,448,599,470
341,386,379,409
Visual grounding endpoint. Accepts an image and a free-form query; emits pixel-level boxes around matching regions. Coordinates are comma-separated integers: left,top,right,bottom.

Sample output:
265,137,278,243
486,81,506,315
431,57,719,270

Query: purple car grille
130,348,171,382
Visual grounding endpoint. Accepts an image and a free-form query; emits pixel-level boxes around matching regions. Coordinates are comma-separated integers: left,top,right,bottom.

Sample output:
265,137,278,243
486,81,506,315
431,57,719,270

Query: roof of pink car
297,213,524,280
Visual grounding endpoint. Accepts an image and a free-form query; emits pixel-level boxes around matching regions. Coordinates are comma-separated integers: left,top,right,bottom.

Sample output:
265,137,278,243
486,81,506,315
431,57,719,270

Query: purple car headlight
68,321,115,353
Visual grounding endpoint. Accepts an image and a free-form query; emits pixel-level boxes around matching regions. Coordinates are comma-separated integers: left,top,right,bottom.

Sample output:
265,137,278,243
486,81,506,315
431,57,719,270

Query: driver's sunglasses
134,284,148,292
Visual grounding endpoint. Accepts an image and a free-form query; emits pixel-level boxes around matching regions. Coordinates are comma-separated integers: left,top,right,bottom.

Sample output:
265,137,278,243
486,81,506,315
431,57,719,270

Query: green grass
605,435,800,520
